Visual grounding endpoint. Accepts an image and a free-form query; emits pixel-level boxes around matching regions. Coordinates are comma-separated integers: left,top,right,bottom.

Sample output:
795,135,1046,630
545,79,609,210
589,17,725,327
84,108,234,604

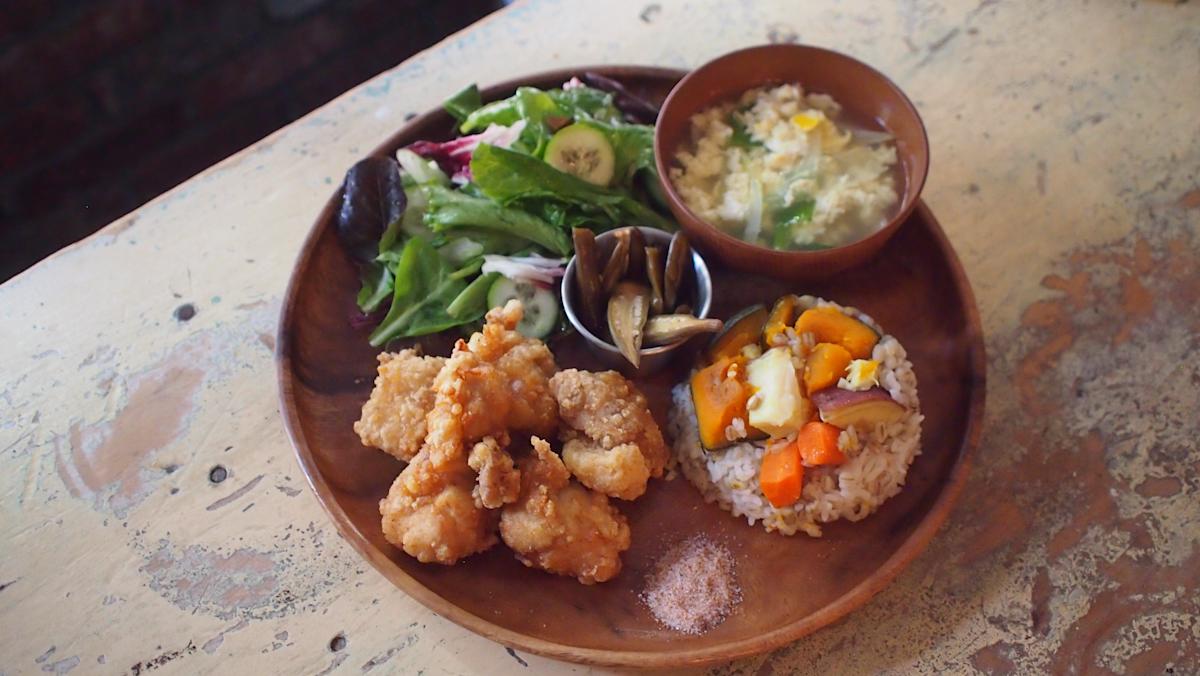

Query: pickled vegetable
643,314,722,346
607,281,650,366
645,245,665,314
600,228,631,293
664,232,691,311
571,228,603,330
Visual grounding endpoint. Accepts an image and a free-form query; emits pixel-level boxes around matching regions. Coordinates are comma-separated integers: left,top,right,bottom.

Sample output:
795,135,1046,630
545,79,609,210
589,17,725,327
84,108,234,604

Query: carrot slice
759,441,804,507
796,421,846,466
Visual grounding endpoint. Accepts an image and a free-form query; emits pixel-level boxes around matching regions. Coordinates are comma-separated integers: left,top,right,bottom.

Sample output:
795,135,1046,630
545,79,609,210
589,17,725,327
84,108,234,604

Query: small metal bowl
560,226,713,377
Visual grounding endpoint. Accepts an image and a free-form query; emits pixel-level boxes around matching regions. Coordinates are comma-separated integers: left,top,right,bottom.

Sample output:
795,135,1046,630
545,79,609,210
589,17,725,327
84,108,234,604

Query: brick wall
0,0,500,282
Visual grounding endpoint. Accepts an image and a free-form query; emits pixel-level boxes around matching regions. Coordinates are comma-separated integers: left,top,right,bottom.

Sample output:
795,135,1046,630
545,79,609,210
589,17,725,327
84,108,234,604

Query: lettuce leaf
368,237,470,345
422,185,571,255
356,260,394,313
470,144,674,232
548,86,623,124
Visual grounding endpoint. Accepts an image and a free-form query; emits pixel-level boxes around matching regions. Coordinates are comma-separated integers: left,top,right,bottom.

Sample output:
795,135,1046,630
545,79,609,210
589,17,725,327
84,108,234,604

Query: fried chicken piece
548,369,669,500
495,340,559,435
354,349,445,462
432,344,514,443
499,437,631,584
380,452,497,564
378,353,503,563
461,300,559,437
560,438,650,501
379,301,557,564
467,436,521,509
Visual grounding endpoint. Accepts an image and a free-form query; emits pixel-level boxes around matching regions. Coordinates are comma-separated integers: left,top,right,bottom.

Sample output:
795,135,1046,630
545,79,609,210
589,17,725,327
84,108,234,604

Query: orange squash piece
762,295,801,347
760,440,804,507
803,342,853,395
689,356,753,450
796,421,846,466
705,304,768,363
793,306,879,359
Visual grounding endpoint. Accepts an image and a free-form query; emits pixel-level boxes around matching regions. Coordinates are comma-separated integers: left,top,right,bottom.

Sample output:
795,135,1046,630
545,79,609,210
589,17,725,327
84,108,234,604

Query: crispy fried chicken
499,437,631,584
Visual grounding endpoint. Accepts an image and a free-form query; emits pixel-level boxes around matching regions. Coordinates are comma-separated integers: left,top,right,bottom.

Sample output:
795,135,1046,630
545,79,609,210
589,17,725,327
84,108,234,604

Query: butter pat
746,347,808,437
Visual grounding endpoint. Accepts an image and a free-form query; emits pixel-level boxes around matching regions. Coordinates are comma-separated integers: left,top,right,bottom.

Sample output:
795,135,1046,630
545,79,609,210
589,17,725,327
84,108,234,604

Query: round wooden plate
277,66,986,668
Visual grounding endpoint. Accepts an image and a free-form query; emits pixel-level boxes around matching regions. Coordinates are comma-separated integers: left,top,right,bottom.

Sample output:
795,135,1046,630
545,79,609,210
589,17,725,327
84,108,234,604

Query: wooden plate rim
276,65,987,669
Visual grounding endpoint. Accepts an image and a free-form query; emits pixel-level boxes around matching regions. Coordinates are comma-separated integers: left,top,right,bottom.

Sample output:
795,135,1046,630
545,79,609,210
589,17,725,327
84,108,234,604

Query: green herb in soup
669,84,900,250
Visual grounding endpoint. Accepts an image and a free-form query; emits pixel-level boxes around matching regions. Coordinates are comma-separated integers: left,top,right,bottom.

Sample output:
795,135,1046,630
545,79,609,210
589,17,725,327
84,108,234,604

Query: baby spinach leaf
356,260,394,313
446,272,500,320
443,84,482,123
368,237,469,345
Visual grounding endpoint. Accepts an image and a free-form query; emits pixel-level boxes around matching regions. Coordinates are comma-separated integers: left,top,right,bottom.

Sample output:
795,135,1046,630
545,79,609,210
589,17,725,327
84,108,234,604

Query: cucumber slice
544,123,615,186
486,276,559,338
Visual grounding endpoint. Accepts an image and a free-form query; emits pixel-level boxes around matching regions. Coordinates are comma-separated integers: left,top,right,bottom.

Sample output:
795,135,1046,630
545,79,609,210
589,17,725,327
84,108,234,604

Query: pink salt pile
640,535,741,634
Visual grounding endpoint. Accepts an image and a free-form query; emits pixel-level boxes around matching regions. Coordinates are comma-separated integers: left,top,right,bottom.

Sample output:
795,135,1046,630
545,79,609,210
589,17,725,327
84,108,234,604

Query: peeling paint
129,640,196,675
53,349,204,516
202,618,250,654
141,543,279,621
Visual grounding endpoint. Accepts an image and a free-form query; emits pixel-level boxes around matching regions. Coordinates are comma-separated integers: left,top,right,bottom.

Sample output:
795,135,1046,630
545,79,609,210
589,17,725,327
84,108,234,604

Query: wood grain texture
278,64,985,669
1,0,1197,673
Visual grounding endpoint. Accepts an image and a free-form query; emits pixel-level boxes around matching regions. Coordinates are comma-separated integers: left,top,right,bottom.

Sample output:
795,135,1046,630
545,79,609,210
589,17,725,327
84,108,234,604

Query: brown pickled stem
601,229,631,294
645,245,665,315
571,228,603,331
626,227,646,283
664,232,691,311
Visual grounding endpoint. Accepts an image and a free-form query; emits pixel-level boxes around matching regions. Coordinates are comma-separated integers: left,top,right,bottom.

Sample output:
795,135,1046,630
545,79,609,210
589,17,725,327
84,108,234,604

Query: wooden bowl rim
276,64,985,669
652,44,931,272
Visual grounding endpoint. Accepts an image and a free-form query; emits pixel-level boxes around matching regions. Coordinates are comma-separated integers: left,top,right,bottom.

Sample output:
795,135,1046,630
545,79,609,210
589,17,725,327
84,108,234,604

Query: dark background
0,0,502,283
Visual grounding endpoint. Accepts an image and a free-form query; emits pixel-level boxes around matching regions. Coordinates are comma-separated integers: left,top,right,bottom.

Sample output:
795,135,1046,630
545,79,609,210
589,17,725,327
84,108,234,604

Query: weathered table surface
3,0,1198,673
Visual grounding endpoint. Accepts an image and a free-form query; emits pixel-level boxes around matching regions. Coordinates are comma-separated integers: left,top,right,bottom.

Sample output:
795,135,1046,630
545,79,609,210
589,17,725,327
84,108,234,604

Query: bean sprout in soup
669,84,900,250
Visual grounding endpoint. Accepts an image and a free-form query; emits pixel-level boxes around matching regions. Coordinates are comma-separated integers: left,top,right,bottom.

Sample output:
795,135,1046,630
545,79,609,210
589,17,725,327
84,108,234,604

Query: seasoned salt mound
641,536,741,634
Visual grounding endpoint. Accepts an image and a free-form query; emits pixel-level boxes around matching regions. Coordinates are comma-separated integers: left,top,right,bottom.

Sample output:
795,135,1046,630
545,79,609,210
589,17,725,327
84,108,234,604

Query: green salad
335,76,672,346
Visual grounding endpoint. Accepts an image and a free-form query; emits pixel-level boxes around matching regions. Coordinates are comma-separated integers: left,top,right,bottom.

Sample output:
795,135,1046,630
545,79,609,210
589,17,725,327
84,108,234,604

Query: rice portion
667,296,923,537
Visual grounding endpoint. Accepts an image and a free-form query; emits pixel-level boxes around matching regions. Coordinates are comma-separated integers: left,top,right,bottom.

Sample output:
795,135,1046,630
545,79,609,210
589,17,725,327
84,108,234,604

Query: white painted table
3,1,1198,673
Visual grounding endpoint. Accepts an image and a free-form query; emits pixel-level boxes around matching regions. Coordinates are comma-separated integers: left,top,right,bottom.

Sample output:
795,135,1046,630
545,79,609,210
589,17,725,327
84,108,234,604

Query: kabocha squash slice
803,343,853,395
793,306,879,359
762,295,802,347
705,304,768,363
690,357,753,450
